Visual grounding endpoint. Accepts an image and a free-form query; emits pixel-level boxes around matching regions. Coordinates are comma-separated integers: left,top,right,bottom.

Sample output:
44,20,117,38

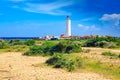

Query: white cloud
100,13,120,26
12,1,74,15
78,24,84,27
78,24,99,30
81,18,95,21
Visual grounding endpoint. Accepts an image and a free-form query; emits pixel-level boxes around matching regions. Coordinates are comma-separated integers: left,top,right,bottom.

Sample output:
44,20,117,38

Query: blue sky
0,0,120,37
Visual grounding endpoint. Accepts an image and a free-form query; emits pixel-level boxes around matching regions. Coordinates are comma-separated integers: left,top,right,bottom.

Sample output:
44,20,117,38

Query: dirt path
0,52,111,80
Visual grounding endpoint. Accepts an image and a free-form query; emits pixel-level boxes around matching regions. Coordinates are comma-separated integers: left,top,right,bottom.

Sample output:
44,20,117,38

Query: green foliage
24,40,35,46
83,38,117,48
118,54,120,58
23,41,57,56
40,41,57,56
53,41,82,53
43,41,57,47
9,40,24,46
102,51,120,59
46,54,84,71
102,51,117,56
24,41,82,56
9,45,28,52
24,45,43,56
0,41,10,49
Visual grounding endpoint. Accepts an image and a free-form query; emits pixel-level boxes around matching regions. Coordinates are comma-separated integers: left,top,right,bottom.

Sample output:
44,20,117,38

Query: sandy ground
0,52,111,80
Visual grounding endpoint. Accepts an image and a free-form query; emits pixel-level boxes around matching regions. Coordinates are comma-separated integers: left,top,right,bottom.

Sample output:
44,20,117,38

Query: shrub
84,39,97,47
9,40,24,46
106,42,117,48
102,51,117,56
84,39,117,48
46,54,84,71
24,40,35,46
96,41,108,48
24,41,82,56
43,46,54,56
53,41,82,53
118,54,120,58
0,41,10,49
24,45,43,56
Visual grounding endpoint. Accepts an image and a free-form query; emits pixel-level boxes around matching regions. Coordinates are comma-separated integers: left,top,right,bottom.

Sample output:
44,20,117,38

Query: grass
83,57,120,80
0,45,29,53
0,49,9,53
102,51,117,56
102,51,120,59
83,49,91,53
7,45,29,52
35,40,59,45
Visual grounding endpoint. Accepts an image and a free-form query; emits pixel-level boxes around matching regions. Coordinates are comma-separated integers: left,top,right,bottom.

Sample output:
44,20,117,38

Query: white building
66,16,71,37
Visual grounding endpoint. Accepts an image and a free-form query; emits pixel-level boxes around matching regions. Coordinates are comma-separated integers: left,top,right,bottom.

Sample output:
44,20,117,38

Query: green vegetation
0,49,10,53
24,40,35,46
0,36,120,53
23,41,57,56
24,40,82,56
9,40,24,46
8,45,29,52
0,39,35,53
0,41,10,49
46,53,84,71
24,45,45,56
52,41,82,53
84,58,120,80
0,37,120,79
102,51,120,59
83,36,120,48
102,51,117,56
84,39,117,48
45,53,120,79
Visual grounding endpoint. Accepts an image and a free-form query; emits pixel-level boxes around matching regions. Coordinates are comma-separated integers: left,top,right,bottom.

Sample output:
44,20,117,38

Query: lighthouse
66,16,71,37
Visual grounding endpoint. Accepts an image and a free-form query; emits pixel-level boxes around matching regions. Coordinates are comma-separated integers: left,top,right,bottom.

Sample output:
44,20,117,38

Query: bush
24,41,82,56
24,40,35,46
24,45,43,56
84,39,97,47
9,40,24,46
0,41,10,49
102,51,117,56
84,39,117,48
118,54,120,58
46,54,84,71
106,42,117,48
53,41,82,53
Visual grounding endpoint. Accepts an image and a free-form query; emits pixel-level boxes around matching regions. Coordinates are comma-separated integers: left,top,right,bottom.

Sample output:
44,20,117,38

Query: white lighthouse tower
66,16,71,37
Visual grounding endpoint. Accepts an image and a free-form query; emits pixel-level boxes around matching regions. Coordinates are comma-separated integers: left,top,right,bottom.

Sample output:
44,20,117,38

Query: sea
0,37,39,40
